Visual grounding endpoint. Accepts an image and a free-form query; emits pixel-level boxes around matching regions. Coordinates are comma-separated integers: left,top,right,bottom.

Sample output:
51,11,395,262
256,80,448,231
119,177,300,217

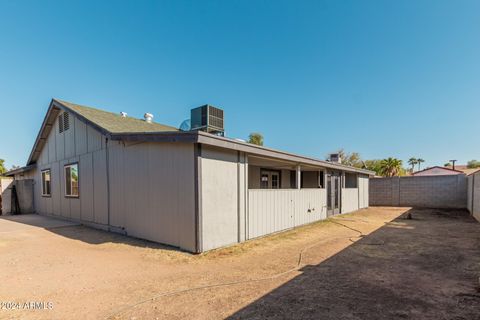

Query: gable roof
412,166,464,176
55,99,178,134
444,165,480,176
24,98,375,176
27,99,179,165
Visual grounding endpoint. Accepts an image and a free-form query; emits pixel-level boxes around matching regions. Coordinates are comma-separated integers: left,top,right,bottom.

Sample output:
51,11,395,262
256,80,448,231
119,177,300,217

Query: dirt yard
0,207,479,320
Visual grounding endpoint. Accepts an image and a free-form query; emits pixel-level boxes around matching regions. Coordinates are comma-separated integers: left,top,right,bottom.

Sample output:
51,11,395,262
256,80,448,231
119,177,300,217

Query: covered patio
245,155,369,239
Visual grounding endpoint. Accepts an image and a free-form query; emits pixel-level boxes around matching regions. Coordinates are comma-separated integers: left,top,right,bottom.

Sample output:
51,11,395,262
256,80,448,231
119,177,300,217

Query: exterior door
260,170,280,189
327,172,341,216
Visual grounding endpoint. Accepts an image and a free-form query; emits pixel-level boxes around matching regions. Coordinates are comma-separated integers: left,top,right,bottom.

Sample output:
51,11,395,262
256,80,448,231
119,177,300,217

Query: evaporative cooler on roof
190,105,225,136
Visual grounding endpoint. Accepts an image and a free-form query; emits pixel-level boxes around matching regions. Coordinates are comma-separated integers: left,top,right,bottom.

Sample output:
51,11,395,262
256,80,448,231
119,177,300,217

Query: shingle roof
23,98,375,175
55,99,178,134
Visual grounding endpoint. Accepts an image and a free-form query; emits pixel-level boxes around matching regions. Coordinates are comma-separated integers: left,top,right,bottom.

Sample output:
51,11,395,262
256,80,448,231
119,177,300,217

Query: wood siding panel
87,125,103,153
342,188,359,214
30,111,109,225
48,127,56,163
93,149,108,225
59,160,70,218
201,146,239,251
56,119,65,161
51,161,61,216
108,142,126,228
75,117,88,156
112,142,195,251
247,189,327,240
80,153,94,222
64,120,75,159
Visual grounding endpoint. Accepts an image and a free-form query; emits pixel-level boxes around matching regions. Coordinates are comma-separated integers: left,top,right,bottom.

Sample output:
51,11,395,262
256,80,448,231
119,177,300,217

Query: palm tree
379,157,403,177
417,158,425,171
408,157,418,173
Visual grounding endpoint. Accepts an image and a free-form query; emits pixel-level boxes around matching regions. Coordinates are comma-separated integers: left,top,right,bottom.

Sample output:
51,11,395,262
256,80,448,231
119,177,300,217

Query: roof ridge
53,98,179,132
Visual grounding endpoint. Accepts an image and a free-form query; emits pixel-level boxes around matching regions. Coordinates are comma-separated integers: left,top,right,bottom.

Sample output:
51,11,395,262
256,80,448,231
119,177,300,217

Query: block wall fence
369,175,467,209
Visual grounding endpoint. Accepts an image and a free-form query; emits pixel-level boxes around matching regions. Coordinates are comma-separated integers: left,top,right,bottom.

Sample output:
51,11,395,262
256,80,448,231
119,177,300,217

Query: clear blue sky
1,0,479,169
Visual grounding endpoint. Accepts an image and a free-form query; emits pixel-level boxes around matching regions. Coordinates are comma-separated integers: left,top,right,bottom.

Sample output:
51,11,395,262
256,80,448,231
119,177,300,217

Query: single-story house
6,99,374,253
447,165,480,176
412,166,466,177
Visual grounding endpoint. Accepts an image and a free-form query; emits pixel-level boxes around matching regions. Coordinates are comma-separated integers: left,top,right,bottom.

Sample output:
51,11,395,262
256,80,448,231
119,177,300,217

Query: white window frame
41,169,51,197
64,163,79,198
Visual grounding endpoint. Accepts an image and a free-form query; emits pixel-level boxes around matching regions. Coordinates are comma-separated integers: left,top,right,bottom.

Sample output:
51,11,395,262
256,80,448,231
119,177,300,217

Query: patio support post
296,165,301,189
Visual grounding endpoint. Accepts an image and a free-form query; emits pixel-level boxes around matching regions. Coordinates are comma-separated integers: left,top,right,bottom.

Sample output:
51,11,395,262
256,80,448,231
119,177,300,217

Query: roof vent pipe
120,112,127,118
144,113,154,123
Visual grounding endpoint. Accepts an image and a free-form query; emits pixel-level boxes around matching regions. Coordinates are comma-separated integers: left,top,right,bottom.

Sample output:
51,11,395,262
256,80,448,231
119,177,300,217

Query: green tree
416,158,425,171
362,159,383,176
408,157,418,172
328,149,363,167
444,163,451,167
379,157,403,177
0,159,6,175
248,133,264,146
467,160,480,168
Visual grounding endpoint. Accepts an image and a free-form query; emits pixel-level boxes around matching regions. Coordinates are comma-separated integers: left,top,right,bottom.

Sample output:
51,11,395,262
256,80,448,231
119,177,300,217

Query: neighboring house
412,166,466,176
449,165,480,176
5,99,373,253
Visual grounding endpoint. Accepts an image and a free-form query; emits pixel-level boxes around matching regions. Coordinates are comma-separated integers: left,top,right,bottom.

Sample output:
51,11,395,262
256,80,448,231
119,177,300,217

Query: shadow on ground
0,213,182,253
228,208,480,320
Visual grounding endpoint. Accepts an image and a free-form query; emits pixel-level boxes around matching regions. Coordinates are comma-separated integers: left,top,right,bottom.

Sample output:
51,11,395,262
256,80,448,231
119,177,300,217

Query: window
260,173,269,189
271,174,279,189
41,170,51,196
64,163,79,197
345,173,358,188
260,169,281,189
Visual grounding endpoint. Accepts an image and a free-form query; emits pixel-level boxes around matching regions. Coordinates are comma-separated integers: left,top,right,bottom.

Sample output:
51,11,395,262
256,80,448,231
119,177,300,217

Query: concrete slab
0,214,79,233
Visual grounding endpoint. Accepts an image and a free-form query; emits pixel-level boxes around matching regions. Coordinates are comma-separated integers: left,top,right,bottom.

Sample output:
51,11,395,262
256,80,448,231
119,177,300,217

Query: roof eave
110,130,373,175
4,164,37,177
27,99,113,166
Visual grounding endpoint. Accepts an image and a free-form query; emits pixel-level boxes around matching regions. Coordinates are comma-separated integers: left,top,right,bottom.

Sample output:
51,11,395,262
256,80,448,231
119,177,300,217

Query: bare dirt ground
0,207,479,320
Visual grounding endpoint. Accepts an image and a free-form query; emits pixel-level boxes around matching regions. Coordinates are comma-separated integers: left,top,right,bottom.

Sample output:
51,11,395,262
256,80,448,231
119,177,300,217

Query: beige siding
249,166,261,189
342,188,359,213
79,153,94,222
93,149,108,224
30,110,196,251
358,174,369,209
248,189,327,239
75,117,88,155
108,141,196,252
200,145,240,251
32,110,108,225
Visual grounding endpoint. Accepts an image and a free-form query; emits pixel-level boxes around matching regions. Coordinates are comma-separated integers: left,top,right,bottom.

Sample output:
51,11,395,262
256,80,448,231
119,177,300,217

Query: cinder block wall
467,172,480,221
370,175,467,209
